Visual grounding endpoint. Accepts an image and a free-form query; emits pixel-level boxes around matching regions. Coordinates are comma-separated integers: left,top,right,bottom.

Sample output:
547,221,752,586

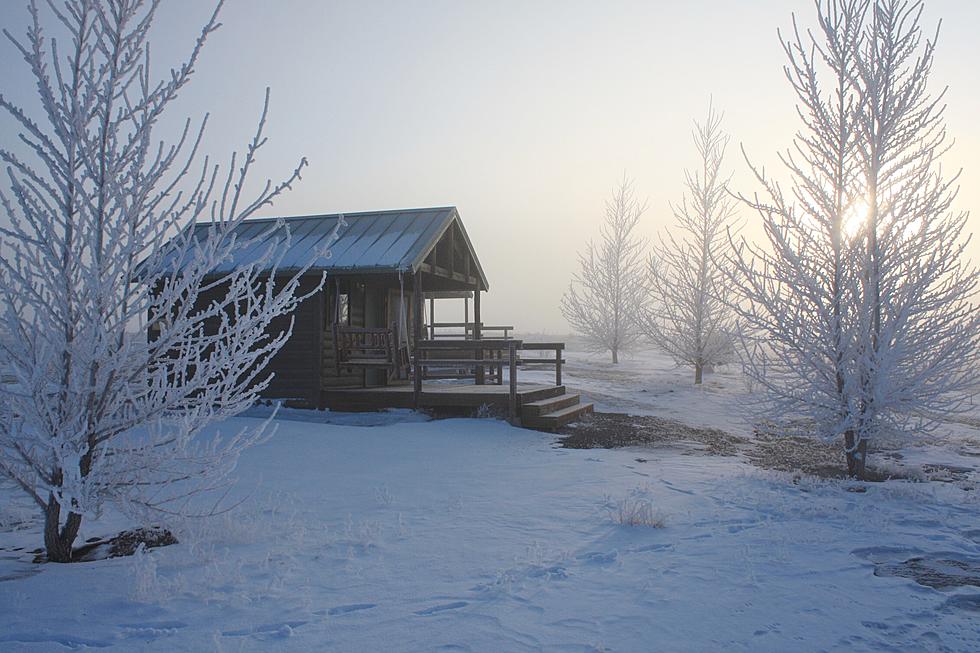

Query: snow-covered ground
521,336,754,434
1,342,979,652
524,336,980,470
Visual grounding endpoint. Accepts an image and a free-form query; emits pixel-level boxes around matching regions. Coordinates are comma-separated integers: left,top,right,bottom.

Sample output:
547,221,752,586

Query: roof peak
173,205,487,290
228,206,458,225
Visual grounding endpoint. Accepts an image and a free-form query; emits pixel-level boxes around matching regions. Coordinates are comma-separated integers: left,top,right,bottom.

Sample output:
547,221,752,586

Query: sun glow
843,199,927,243
843,200,869,240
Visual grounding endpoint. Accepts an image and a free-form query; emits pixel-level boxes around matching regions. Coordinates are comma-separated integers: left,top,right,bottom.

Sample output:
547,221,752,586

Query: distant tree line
562,0,979,479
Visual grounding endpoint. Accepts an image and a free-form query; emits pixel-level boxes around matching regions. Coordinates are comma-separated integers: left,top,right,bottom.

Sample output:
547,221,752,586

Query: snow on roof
175,206,489,288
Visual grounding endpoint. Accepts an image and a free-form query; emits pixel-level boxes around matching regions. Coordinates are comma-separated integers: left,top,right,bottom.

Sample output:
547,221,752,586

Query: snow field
1,411,978,652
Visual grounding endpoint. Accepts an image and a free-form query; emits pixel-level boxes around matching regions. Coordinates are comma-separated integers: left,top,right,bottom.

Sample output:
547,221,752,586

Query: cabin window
335,292,350,325
148,313,169,341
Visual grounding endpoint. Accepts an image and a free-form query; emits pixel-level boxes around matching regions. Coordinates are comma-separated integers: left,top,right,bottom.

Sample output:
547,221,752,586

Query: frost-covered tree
562,176,648,364
845,0,980,477
731,0,979,478
639,102,739,384
732,0,866,468
0,0,340,561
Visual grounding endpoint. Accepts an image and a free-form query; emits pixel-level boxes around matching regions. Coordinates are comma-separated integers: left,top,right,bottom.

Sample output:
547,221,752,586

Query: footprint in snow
963,529,980,545
120,621,188,639
633,543,671,553
660,480,695,495
752,623,783,636
0,633,112,648
415,601,469,616
578,551,618,565
526,564,568,580
222,621,307,639
325,603,377,616
940,594,980,612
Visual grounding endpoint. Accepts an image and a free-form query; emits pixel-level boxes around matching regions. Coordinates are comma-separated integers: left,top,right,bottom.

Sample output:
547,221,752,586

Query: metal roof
179,206,488,290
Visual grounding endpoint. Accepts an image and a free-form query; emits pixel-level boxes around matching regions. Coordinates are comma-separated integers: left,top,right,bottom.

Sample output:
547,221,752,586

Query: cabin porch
322,335,593,430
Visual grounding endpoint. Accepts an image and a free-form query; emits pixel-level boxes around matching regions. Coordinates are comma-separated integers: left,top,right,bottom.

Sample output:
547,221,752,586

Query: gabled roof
178,206,488,290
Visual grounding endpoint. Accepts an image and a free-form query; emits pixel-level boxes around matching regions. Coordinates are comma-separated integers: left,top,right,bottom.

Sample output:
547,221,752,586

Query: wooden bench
333,325,408,382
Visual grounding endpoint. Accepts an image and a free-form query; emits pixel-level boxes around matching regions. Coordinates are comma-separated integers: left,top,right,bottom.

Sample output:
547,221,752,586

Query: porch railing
424,321,514,340
411,339,565,422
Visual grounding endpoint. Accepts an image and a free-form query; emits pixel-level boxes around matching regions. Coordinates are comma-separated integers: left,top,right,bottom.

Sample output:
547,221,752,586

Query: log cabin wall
259,275,324,405
187,274,325,406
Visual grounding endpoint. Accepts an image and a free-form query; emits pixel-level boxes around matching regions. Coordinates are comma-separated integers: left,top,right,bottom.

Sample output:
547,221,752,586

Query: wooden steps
323,380,592,430
520,391,593,431
521,392,583,416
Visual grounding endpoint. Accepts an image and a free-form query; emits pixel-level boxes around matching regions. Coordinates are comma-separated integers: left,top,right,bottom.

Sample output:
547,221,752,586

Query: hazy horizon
1,0,976,334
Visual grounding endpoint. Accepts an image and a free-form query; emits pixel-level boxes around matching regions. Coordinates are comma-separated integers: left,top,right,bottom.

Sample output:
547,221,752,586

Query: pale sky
1,0,977,333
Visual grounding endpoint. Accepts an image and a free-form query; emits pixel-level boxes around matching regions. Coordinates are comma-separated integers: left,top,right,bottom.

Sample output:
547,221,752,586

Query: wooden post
474,288,484,385
508,340,518,423
555,345,562,386
448,223,456,277
464,297,469,338
413,270,423,408
428,297,435,339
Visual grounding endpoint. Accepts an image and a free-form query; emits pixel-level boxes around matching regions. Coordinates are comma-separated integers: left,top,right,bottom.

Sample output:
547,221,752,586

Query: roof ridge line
194,206,459,226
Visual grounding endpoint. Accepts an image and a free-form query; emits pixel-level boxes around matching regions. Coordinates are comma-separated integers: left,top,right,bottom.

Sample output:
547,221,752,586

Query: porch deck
322,337,593,429
323,381,565,412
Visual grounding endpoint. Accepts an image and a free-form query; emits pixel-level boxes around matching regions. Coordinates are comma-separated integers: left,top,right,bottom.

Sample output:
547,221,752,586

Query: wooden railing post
474,290,484,385
428,297,435,340
555,345,562,386
508,340,518,423
413,270,423,409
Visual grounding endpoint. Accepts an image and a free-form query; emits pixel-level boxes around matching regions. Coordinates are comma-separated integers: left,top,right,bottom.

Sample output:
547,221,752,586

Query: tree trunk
43,495,83,563
611,347,618,364
694,362,703,385
844,431,868,480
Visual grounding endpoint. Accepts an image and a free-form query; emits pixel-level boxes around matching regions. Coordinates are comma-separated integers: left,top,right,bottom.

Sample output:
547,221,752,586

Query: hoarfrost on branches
730,0,979,478
561,176,648,364
0,0,342,561
638,102,739,384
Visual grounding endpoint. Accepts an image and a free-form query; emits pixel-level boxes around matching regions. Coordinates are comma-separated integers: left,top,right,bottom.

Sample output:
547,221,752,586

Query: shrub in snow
0,1,341,562
127,544,162,604
375,485,394,507
637,102,739,385
474,402,504,419
0,494,36,532
562,176,649,364
614,497,665,528
126,491,313,605
729,0,979,479
611,489,666,528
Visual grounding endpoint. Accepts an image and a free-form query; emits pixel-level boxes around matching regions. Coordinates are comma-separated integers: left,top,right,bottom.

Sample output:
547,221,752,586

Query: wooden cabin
173,206,593,429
